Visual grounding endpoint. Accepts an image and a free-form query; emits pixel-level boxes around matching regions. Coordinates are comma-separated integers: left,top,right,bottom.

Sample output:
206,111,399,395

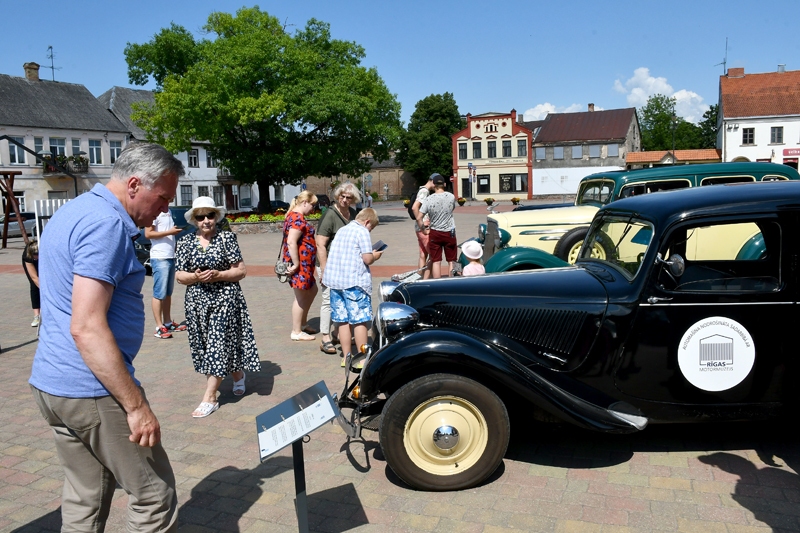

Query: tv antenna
714,38,728,74
45,45,62,81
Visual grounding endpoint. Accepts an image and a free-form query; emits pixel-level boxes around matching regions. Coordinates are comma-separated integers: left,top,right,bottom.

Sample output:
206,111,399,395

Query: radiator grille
429,304,587,355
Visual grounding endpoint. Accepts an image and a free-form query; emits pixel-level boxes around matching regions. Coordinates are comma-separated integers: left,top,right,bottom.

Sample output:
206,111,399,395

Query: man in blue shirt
29,143,184,532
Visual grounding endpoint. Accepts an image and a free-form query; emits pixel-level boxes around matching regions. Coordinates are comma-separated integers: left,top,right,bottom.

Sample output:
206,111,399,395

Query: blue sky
2,0,797,125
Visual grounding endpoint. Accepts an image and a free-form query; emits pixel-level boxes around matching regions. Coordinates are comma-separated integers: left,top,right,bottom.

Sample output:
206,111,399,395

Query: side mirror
656,253,685,277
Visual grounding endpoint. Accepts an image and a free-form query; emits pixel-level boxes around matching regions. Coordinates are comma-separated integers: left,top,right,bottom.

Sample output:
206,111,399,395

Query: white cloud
613,67,708,123
523,102,598,121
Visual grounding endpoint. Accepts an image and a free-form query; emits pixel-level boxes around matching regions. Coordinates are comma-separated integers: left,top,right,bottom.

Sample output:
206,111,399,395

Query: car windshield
576,179,615,207
579,214,654,280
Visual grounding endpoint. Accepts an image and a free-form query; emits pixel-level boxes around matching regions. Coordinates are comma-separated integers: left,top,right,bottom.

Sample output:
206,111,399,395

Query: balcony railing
42,157,89,175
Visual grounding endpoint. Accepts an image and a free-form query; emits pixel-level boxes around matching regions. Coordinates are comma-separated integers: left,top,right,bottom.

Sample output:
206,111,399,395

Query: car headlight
498,227,512,247
477,224,487,244
379,281,402,303
377,302,419,339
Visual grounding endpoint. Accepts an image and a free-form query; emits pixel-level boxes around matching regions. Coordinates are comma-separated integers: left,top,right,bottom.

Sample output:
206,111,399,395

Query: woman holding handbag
282,191,319,341
176,197,260,418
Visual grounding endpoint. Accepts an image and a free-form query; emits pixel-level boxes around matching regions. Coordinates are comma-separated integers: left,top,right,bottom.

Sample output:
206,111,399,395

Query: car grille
485,219,499,261
429,304,586,356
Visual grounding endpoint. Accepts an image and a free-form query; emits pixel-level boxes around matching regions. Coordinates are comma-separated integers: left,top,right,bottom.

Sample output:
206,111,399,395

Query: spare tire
554,227,613,264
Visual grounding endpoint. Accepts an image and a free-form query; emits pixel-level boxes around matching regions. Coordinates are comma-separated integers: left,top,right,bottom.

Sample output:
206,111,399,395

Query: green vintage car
471,162,800,270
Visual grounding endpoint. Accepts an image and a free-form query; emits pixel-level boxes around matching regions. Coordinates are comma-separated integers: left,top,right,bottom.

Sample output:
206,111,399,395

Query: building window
771,127,783,144
49,137,66,156
8,137,26,164
180,185,192,205
485,124,497,133
34,137,43,155
502,140,511,157
89,140,102,165
607,144,619,157
499,173,528,193
572,145,583,159
477,174,491,194
198,186,209,198
71,138,81,156
553,146,564,160
487,141,497,158
535,147,545,160
589,145,601,158
206,150,217,168
213,186,224,206
458,143,467,159
188,149,199,168
517,139,527,157
240,184,252,207
4,193,27,212
742,128,754,145
472,142,482,159
109,141,122,164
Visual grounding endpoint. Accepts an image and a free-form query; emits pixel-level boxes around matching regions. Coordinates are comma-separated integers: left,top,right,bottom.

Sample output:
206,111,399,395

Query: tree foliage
697,104,719,149
124,7,402,209
637,94,707,151
395,93,465,184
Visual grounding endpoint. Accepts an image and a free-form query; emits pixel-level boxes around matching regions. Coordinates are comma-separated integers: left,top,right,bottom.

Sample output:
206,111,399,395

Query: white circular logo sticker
678,316,755,392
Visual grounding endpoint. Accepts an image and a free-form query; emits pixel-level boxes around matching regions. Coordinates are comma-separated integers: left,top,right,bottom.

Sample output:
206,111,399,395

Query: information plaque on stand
255,381,337,533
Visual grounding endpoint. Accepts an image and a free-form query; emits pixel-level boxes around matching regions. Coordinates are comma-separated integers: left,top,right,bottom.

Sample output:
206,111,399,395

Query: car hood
393,267,609,371
490,204,600,230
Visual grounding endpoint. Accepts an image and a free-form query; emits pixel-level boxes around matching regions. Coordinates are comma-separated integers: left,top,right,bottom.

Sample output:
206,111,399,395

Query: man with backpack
410,173,438,280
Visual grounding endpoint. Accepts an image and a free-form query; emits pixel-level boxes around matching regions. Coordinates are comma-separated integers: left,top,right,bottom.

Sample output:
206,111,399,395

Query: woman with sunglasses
315,183,360,354
282,190,319,341
176,197,260,418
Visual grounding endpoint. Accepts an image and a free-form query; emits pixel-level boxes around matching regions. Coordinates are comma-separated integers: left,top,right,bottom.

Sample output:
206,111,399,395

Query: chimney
588,103,595,112
23,62,40,81
511,108,517,123
727,67,745,78
778,64,786,73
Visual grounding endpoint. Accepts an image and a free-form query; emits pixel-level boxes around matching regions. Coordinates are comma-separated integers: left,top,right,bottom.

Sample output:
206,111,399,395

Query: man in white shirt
146,209,185,338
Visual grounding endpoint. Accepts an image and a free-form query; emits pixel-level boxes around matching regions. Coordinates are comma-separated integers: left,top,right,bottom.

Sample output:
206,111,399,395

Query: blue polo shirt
29,184,146,398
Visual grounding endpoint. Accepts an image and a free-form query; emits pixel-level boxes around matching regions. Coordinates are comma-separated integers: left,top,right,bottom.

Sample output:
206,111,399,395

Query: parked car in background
336,180,800,491
0,212,36,238
270,200,290,210
480,162,800,267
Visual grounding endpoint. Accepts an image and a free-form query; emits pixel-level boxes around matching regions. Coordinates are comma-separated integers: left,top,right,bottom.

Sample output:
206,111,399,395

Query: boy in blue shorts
146,209,185,338
322,208,383,365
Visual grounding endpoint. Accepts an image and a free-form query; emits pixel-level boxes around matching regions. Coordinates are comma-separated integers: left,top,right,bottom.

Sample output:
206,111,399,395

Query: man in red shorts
416,174,457,279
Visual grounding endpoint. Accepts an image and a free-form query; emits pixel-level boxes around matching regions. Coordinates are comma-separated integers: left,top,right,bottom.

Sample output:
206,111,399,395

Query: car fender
483,246,569,272
361,329,644,433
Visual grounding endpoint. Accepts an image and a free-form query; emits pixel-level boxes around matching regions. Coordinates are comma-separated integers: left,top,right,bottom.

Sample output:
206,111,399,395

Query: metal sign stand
292,440,309,533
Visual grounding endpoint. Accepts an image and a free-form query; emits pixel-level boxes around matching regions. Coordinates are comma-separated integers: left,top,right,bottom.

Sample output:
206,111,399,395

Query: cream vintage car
484,162,800,265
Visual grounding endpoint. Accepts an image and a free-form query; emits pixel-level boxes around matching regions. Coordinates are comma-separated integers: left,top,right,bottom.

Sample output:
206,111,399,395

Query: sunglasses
194,212,216,221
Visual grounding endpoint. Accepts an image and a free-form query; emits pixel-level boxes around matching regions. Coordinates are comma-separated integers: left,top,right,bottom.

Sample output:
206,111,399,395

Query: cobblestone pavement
0,204,798,532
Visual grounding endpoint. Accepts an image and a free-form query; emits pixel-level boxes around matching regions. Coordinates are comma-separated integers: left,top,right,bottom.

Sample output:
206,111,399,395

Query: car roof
581,162,800,186
600,180,800,227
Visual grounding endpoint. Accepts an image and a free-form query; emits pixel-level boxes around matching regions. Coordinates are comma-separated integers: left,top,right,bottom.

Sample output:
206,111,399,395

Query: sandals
320,341,337,354
232,373,246,396
291,331,316,341
192,401,219,418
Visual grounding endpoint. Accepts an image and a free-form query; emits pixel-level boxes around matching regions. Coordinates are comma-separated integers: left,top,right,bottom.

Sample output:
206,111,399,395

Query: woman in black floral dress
176,197,260,418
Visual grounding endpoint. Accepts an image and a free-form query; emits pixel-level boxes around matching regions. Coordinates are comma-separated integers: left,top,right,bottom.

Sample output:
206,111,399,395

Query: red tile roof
626,149,721,164
534,108,637,144
720,68,800,118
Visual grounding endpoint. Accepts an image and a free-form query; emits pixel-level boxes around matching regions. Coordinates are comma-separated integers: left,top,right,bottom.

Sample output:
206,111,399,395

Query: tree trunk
255,177,273,213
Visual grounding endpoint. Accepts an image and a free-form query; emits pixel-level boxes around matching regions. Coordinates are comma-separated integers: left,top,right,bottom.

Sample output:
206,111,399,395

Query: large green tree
637,94,703,151
395,93,465,184
697,104,719,149
124,7,402,210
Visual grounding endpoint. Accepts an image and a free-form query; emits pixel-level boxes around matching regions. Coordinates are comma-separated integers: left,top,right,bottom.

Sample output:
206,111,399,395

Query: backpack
408,186,426,220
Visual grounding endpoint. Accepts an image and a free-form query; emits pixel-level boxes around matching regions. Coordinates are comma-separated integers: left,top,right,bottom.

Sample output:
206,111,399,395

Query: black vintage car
335,180,800,491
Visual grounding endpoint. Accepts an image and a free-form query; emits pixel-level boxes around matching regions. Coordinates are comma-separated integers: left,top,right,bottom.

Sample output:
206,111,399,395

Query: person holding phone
417,174,457,279
175,197,259,418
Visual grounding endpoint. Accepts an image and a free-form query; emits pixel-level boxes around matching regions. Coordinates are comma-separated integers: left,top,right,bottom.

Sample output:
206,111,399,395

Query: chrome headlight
379,281,402,302
477,223,487,244
377,302,418,340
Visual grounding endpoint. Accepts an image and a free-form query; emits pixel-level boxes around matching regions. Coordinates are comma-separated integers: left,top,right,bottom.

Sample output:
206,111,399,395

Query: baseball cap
430,173,445,186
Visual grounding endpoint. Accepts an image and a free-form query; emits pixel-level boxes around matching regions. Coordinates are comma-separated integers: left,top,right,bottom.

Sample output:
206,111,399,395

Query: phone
373,240,388,252
198,266,211,272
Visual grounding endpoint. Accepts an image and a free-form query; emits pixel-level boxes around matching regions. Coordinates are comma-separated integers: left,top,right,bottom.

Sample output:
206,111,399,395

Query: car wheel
379,373,510,491
554,227,611,264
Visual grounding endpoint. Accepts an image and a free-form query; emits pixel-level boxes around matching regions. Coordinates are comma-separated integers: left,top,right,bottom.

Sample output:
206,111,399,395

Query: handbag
275,220,291,283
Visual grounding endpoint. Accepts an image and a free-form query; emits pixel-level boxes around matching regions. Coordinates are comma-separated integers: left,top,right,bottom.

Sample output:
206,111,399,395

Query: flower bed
228,212,320,234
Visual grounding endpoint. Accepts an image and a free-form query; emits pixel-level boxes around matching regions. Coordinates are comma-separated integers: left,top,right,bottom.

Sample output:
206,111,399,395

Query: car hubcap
568,240,606,264
403,396,488,475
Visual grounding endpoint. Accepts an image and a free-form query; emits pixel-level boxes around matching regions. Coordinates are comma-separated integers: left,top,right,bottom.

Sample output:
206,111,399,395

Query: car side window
700,175,755,186
659,220,781,293
577,180,614,206
620,179,691,198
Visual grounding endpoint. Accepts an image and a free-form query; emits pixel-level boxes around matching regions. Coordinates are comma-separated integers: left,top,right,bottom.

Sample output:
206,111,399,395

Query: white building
719,66,800,170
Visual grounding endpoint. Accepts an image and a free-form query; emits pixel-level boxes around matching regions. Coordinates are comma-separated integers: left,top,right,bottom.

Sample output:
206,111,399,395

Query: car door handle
647,296,673,304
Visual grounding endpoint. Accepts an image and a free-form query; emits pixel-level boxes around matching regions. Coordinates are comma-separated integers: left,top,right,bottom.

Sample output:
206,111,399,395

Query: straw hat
461,240,483,260
184,196,227,226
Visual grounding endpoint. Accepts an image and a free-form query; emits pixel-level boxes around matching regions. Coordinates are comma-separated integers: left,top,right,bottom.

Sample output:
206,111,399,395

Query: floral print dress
282,211,317,290
176,231,260,377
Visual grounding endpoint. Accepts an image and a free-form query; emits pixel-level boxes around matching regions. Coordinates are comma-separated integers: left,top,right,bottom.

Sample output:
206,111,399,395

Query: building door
224,185,238,210
461,178,471,200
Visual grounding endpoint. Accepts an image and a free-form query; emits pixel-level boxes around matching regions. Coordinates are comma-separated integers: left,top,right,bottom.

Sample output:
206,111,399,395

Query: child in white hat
461,240,485,276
